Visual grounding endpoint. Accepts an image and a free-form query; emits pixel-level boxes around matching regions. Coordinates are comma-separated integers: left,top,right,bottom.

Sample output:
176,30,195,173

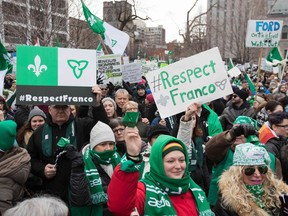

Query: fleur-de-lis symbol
157,94,170,107
28,55,48,77
88,16,96,26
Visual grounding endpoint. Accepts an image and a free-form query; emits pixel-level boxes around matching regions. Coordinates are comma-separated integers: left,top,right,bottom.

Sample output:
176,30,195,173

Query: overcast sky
82,0,208,43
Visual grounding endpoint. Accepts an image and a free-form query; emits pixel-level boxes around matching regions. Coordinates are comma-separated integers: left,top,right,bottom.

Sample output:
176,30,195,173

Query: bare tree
180,0,217,56
111,0,150,32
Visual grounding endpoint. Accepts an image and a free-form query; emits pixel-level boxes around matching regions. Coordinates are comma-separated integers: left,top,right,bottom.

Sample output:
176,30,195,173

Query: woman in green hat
108,127,214,216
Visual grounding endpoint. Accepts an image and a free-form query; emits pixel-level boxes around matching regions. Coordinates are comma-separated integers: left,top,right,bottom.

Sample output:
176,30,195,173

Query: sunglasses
244,165,268,176
101,88,108,90
232,94,238,98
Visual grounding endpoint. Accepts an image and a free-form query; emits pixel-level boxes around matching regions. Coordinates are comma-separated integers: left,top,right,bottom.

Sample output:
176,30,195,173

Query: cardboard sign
228,66,242,78
122,62,142,83
16,46,96,105
260,58,273,72
145,47,233,118
246,20,283,47
97,54,122,84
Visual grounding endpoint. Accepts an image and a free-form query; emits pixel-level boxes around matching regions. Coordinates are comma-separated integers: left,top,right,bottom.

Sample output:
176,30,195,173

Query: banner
16,46,96,105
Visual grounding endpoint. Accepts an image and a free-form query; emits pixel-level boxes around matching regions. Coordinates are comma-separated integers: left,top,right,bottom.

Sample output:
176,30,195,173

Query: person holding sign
108,128,215,216
27,85,108,206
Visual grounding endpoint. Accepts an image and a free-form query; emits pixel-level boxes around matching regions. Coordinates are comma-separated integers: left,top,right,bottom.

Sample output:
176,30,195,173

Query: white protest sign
145,47,233,118
97,54,122,84
228,66,242,78
260,58,273,72
122,62,142,83
246,20,283,47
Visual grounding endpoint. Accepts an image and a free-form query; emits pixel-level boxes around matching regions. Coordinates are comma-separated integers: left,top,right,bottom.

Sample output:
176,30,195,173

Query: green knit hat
150,135,189,176
233,143,271,166
0,120,17,152
233,116,260,144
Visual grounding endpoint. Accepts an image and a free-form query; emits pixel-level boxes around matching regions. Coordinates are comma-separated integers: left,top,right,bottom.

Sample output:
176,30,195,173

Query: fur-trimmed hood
218,168,288,216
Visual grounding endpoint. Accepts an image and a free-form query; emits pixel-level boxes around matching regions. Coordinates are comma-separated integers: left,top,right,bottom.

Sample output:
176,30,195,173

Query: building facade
0,0,69,50
267,0,288,57
206,0,276,63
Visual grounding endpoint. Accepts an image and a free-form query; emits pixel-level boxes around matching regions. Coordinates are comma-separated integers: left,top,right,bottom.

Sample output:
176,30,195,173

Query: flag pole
97,35,109,55
255,47,263,99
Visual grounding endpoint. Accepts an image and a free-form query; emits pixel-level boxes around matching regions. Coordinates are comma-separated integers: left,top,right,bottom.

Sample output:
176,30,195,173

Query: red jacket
108,165,199,216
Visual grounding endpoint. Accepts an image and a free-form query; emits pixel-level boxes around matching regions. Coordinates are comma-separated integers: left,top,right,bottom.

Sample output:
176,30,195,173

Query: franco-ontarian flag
0,40,11,96
267,47,283,64
81,0,129,55
16,45,97,105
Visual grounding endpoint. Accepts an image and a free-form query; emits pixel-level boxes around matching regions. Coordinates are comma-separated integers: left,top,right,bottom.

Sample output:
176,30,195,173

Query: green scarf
42,121,76,157
83,146,120,205
141,135,214,216
245,184,265,209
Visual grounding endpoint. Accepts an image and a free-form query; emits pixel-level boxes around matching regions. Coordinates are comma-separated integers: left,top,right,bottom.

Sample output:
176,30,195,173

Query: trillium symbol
28,55,48,77
67,60,88,79
215,79,227,90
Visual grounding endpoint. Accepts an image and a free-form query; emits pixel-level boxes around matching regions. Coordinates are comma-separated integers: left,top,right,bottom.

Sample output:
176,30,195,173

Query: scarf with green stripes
141,135,214,216
83,146,120,205
42,120,76,157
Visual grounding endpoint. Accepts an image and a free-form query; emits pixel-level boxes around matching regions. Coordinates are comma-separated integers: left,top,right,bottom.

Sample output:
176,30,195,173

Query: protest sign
97,54,122,84
246,20,283,47
228,66,242,78
16,46,96,105
122,62,142,83
260,58,273,72
145,47,233,118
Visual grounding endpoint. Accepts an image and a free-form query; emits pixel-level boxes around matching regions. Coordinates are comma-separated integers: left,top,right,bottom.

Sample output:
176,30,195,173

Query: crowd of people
1,67,288,215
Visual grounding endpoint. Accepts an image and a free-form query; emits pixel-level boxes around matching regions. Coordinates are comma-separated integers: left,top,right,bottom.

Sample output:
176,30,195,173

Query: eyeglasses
232,94,238,98
276,124,288,129
244,165,268,176
126,108,138,112
113,128,125,134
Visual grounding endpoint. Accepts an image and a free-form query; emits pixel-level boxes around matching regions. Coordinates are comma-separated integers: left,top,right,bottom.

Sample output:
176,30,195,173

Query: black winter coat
27,105,108,205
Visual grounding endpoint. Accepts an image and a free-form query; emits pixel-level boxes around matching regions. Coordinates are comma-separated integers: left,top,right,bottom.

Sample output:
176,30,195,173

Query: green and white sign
146,47,233,118
16,46,96,105
246,20,283,47
97,54,122,84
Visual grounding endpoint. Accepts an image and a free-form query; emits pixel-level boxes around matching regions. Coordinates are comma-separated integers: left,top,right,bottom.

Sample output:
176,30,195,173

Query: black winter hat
147,125,170,142
136,84,145,90
234,89,249,101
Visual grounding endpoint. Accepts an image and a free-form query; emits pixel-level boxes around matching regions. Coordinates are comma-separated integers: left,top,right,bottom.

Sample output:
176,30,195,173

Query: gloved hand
65,144,84,168
280,193,288,216
229,124,258,139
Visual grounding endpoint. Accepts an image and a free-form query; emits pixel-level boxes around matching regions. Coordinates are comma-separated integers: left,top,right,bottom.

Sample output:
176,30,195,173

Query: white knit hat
102,97,117,110
90,121,115,150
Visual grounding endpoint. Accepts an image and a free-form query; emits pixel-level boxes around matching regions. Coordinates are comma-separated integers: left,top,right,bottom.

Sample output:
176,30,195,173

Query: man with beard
219,89,255,130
